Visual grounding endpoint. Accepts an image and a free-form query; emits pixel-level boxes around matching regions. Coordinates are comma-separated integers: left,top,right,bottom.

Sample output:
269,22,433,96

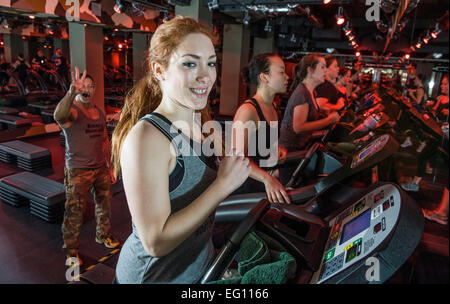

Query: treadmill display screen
358,146,374,160
340,209,371,245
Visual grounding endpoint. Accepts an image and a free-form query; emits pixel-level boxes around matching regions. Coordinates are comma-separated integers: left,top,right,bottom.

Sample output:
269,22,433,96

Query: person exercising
112,16,250,284
279,54,339,184
232,53,290,203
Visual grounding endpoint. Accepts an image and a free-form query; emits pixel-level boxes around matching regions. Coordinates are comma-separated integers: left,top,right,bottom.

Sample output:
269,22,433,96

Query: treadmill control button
374,222,382,234
383,200,390,211
382,217,386,231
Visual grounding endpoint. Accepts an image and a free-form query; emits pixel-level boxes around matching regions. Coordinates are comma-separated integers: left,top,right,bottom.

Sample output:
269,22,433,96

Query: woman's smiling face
159,33,217,111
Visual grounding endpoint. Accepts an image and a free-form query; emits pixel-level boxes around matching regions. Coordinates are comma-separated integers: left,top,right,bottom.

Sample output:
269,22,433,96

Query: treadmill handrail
201,199,271,283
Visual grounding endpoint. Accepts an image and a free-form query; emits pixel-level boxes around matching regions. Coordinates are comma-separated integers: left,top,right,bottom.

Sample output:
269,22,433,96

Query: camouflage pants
61,166,112,254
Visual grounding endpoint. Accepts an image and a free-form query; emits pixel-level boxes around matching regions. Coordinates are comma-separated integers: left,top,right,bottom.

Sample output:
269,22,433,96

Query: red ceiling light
118,43,123,49
28,15,35,20
336,7,345,26
415,42,422,49
336,16,345,26
324,0,333,4
405,54,410,60
355,51,361,57
410,46,416,51
430,24,441,39
348,35,355,41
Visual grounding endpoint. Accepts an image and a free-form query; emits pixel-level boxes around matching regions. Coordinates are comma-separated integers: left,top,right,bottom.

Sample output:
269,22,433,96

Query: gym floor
0,133,448,284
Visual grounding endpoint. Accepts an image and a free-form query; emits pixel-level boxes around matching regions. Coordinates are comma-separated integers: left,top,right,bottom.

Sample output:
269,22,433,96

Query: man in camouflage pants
54,67,119,267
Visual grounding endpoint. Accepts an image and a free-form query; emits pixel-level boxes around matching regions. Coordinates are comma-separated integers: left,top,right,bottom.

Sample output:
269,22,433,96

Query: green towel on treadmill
208,231,297,284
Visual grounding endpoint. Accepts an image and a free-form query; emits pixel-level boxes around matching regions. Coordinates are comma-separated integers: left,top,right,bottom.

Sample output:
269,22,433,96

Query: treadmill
203,182,424,284
216,134,399,222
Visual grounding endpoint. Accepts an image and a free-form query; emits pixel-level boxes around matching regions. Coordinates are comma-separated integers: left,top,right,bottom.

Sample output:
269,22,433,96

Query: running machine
204,182,424,284
215,134,399,222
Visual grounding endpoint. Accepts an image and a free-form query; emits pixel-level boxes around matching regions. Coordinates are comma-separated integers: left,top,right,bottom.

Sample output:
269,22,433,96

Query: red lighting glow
324,0,332,4
415,42,422,49
405,54,410,59
118,43,123,49
355,51,361,57
431,32,438,39
337,16,345,25
422,37,429,44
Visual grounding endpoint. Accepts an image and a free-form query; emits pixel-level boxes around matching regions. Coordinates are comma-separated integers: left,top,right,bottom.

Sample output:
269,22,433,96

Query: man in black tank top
54,67,119,267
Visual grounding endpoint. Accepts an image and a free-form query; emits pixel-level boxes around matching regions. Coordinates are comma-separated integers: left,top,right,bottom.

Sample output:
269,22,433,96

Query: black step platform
41,110,56,124
27,101,57,115
0,114,32,131
0,172,66,223
0,106,19,115
0,140,52,172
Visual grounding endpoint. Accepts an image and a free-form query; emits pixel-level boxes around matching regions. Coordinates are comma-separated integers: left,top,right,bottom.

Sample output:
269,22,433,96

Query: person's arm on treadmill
292,104,339,134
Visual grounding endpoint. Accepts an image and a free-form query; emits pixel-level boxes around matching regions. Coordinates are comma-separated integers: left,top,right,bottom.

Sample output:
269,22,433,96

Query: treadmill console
350,134,390,169
310,183,401,284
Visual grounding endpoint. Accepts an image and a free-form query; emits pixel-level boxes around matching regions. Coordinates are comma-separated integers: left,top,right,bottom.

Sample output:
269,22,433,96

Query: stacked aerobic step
0,140,52,172
0,172,66,223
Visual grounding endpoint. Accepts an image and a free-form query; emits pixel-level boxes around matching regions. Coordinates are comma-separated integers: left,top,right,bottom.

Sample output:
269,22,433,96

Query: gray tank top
115,113,218,284
61,104,106,169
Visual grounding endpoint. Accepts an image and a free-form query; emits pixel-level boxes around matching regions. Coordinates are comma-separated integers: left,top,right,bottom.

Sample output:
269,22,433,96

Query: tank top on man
280,83,321,151
60,104,106,169
115,112,218,283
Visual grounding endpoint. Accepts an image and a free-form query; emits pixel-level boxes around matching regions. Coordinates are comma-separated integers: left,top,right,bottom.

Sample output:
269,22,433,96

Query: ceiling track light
336,7,345,26
114,0,126,14
243,10,250,26
430,24,441,39
264,20,272,32
163,11,169,22
2,19,9,29
422,31,431,44
207,0,219,11
290,33,297,43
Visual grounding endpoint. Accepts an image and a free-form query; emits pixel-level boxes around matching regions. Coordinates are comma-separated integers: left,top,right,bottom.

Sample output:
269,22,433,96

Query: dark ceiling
205,0,449,64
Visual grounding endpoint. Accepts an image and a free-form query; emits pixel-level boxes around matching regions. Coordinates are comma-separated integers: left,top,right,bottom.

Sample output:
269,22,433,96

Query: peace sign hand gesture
69,66,87,95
